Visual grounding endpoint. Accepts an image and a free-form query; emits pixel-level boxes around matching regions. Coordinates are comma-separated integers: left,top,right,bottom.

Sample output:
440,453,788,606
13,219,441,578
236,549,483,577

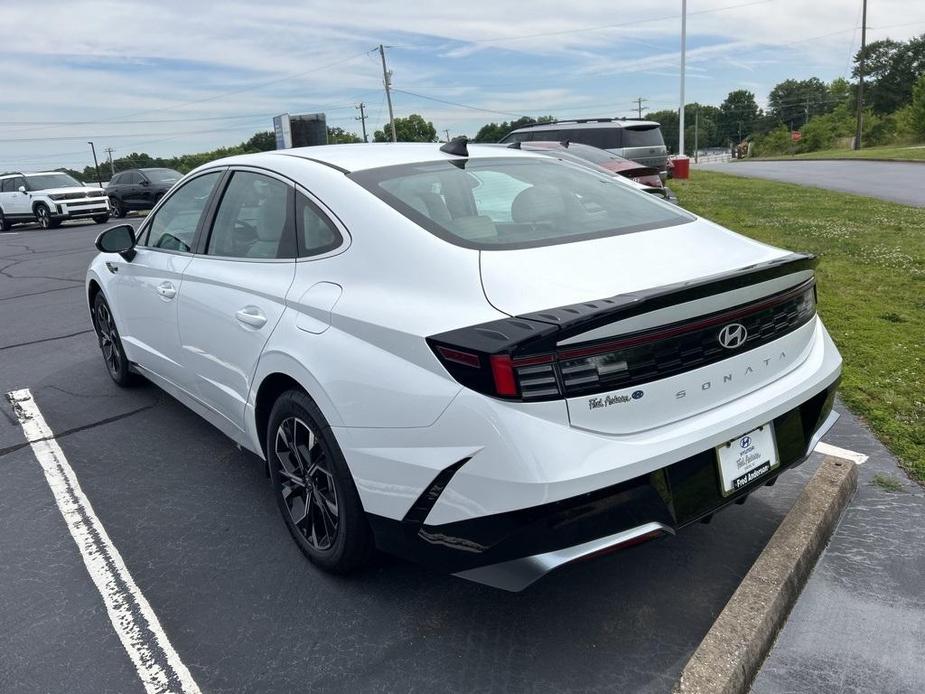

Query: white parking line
6,388,201,694
814,441,869,465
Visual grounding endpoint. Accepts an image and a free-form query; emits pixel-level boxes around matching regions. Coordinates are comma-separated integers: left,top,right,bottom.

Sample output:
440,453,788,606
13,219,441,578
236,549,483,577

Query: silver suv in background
0,171,109,230
499,118,668,176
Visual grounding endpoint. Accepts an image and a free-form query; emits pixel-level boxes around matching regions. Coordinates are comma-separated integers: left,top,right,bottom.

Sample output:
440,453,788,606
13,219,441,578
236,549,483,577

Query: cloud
1,0,922,168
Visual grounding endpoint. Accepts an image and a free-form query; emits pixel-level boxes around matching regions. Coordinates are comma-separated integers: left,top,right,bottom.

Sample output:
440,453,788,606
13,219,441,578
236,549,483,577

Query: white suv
87,143,842,591
0,171,110,230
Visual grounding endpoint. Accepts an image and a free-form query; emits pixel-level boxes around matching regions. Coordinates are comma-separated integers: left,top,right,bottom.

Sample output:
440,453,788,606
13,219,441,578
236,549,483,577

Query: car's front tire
34,204,54,230
92,293,139,387
110,197,126,218
93,214,110,225
266,389,374,573
0,208,11,231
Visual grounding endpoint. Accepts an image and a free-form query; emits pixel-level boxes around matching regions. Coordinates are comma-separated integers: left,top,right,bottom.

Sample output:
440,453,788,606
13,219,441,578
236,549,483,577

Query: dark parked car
498,118,668,176
106,168,182,217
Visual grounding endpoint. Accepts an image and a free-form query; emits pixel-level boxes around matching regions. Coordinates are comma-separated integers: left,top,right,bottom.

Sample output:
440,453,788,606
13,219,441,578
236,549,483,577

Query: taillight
428,280,816,403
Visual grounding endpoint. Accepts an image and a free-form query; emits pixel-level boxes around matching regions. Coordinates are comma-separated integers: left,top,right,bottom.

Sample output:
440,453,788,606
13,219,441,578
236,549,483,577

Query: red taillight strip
436,346,481,368
557,278,815,360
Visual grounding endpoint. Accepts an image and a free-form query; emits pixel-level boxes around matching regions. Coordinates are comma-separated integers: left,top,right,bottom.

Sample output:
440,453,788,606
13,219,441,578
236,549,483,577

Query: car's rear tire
93,214,110,224
266,389,374,573
0,208,11,231
92,293,139,387
110,197,126,218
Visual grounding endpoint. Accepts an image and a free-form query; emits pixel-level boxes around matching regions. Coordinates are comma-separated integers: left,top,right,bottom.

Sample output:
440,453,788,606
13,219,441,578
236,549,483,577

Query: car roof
510,120,660,133
204,142,550,174
0,171,60,177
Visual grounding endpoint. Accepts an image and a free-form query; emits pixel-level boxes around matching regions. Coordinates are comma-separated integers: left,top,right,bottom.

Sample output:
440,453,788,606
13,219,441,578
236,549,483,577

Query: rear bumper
367,379,839,587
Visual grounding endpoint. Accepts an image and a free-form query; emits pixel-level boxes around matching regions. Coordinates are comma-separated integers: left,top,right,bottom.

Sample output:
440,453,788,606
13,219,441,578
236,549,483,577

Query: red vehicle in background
517,141,677,203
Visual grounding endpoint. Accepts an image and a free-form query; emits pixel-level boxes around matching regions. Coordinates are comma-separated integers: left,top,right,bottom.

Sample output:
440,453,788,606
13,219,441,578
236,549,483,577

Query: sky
1,0,923,172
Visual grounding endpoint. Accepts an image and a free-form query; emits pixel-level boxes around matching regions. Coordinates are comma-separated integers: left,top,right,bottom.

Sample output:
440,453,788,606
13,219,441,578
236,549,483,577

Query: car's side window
0,178,14,193
296,192,342,258
142,172,221,252
110,173,123,185
125,172,140,184
206,171,294,259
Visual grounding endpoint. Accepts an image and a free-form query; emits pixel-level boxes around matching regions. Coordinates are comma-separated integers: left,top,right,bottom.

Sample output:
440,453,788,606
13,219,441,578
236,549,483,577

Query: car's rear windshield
25,173,80,190
350,157,692,250
621,126,665,148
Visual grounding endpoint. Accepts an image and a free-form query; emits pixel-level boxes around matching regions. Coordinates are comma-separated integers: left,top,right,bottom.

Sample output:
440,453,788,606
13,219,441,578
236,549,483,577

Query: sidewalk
751,403,925,693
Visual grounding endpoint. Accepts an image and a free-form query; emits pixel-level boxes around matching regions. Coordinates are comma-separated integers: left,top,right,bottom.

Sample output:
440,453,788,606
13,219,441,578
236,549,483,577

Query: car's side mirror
18,185,26,194
95,224,137,260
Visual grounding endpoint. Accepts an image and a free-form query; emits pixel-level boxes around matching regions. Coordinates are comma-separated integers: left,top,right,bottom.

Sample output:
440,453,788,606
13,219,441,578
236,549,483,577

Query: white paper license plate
716,423,779,496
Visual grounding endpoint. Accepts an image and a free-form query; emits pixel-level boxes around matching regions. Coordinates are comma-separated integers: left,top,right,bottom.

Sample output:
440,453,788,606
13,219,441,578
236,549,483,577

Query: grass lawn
756,144,925,162
671,171,924,482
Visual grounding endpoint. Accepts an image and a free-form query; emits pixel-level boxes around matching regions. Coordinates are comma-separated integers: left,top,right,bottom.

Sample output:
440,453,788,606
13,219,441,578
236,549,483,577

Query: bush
751,125,792,156
912,73,925,139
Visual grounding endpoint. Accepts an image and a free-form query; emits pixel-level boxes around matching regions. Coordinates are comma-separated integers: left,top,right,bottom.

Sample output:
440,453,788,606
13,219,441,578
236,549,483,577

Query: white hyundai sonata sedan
87,141,842,591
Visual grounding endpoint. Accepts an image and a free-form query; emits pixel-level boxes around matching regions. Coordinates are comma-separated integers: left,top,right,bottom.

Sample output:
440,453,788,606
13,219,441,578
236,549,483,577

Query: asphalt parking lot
0,219,864,692
699,159,925,207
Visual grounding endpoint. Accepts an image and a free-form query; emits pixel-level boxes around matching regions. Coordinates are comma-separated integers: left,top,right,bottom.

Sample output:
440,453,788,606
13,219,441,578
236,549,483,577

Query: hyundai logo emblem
718,323,748,349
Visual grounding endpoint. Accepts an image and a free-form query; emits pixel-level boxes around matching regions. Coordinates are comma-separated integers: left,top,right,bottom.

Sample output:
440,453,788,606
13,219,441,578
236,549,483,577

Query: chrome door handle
235,306,267,329
156,281,176,299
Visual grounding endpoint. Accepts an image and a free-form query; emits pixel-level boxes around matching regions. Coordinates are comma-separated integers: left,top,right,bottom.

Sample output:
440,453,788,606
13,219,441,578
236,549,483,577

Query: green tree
244,131,276,152
768,77,830,128
373,114,438,142
326,127,363,144
472,115,555,142
911,72,925,139
718,90,761,144
852,35,925,114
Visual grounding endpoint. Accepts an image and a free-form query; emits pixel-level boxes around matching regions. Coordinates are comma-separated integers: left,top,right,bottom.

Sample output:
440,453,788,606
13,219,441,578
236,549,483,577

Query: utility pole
355,102,368,142
854,0,868,150
87,141,102,187
104,147,115,176
633,97,648,119
444,129,451,142
379,44,397,143
678,0,687,156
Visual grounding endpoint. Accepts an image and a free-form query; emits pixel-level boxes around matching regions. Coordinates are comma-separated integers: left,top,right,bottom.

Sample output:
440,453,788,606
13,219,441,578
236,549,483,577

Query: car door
177,168,296,428
107,172,124,200
123,171,145,209
6,176,30,216
105,170,224,385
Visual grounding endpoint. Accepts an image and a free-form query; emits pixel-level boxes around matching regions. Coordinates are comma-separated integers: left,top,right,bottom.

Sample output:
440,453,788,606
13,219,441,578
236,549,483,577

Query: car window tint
296,192,342,257
109,173,122,185
207,172,293,259
1,178,14,192
354,157,693,250
127,172,141,184
144,172,221,252
621,127,664,148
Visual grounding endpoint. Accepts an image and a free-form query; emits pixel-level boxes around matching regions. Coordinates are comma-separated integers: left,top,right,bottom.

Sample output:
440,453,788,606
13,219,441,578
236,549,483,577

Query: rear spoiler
432,253,817,357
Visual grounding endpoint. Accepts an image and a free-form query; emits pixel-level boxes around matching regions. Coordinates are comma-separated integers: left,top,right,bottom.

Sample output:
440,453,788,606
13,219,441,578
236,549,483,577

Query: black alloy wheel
274,416,340,551
267,390,373,573
110,197,126,218
92,293,138,387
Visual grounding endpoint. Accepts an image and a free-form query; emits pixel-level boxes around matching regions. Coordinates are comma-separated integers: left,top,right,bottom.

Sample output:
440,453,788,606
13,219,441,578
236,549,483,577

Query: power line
392,88,529,118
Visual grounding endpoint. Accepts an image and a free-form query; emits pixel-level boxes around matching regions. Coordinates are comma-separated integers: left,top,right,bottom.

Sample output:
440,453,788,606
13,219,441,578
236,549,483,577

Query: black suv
106,168,182,217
